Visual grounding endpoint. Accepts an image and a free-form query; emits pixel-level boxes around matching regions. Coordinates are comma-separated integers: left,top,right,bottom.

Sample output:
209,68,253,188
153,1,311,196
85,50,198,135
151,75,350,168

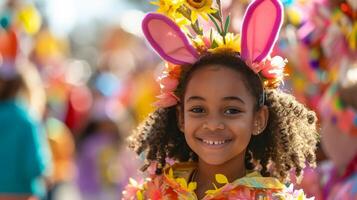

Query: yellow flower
184,0,216,22
151,0,190,27
151,0,184,15
209,32,241,53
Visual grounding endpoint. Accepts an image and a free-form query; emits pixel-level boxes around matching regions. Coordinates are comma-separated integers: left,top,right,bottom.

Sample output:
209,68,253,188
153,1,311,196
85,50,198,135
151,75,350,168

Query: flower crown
142,0,288,108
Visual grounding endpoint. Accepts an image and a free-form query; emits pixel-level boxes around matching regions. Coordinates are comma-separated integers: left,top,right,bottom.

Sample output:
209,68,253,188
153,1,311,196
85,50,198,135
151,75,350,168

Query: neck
194,151,247,199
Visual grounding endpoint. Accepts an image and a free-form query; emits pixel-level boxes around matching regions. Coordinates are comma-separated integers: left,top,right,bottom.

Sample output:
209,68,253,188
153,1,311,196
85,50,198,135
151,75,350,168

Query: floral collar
162,162,285,199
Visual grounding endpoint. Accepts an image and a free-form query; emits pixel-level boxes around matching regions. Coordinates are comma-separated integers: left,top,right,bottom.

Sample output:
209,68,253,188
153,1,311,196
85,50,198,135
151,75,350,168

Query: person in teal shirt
0,62,52,200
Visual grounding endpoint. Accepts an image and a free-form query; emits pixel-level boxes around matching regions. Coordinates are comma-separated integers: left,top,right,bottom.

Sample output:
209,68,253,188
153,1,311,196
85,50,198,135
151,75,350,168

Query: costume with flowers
123,162,311,200
123,0,311,199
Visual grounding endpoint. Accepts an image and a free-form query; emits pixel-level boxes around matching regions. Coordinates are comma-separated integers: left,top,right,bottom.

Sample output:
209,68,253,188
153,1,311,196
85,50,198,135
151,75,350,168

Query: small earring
254,122,260,135
256,127,261,134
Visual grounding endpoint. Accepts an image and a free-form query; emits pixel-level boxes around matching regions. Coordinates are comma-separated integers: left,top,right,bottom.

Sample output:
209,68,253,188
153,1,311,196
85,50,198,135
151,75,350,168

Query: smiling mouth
197,138,232,145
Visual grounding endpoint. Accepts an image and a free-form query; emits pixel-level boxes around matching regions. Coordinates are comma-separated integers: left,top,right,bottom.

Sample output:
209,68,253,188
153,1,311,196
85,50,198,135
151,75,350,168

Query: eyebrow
222,96,245,104
186,96,245,104
186,96,205,103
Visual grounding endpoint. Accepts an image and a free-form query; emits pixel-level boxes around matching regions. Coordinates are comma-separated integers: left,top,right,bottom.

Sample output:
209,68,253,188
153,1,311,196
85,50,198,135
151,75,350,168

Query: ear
142,13,199,65
253,105,269,135
241,0,284,64
176,105,185,133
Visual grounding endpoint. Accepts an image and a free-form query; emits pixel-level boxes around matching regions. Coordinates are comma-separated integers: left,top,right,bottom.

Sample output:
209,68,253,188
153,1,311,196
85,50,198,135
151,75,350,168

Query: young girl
123,0,319,199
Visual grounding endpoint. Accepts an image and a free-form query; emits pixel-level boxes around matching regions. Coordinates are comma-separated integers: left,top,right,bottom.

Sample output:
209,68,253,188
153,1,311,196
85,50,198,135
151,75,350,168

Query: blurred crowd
0,0,356,200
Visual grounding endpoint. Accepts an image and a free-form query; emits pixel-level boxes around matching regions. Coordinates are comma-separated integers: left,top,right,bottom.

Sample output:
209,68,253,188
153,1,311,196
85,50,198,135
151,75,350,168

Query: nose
202,116,225,131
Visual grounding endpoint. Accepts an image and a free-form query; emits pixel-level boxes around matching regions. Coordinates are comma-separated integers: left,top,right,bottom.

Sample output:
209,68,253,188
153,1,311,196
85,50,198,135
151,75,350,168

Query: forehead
184,65,254,102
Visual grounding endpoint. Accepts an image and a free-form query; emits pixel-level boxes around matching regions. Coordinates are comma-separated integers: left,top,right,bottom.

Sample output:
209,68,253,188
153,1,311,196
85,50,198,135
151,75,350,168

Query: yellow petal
136,190,143,200
169,168,174,178
176,178,188,189
215,174,229,184
205,189,217,195
200,13,209,21
191,12,198,23
188,182,197,192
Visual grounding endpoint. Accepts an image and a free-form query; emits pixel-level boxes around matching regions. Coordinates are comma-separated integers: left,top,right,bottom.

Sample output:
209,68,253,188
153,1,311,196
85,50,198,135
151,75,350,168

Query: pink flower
250,56,287,80
122,178,144,200
202,36,211,49
153,92,180,108
260,56,287,79
250,61,267,74
122,185,139,200
165,157,176,166
147,162,158,175
154,63,182,108
158,75,179,93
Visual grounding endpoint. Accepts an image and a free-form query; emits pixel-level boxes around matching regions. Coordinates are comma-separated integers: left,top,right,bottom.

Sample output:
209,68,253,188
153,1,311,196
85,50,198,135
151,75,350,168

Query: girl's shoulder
122,162,313,200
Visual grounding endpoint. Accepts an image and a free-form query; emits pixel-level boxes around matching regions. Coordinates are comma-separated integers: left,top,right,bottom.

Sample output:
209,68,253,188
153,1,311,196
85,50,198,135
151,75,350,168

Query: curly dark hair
128,53,319,182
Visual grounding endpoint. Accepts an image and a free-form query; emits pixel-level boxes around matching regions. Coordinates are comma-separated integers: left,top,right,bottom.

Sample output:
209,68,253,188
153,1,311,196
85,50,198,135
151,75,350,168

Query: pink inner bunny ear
142,13,199,65
241,0,284,63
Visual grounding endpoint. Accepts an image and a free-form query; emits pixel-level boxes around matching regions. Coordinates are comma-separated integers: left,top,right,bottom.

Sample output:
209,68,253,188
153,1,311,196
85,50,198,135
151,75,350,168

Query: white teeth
202,139,228,145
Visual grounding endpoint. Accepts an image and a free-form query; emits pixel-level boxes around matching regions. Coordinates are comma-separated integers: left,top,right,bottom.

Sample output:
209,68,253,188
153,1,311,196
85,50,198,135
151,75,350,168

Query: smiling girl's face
179,64,267,166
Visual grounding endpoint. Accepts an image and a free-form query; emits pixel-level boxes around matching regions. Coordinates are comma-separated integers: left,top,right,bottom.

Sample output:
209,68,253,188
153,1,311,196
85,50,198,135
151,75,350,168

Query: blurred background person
75,95,139,200
0,29,52,200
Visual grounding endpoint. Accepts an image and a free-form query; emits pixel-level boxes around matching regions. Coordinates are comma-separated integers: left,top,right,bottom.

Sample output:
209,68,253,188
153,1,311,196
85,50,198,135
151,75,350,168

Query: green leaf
211,10,221,21
224,15,230,35
211,39,219,49
208,14,222,34
210,28,213,44
191,21,203,35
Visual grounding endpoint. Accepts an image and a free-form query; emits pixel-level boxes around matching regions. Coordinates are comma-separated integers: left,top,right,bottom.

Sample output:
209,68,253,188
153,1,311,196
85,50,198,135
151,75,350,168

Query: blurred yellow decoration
348,22,357,50
17,5,42,35
132,70,158,123
297,0,309,4
287,7,302,26
35,30,69,59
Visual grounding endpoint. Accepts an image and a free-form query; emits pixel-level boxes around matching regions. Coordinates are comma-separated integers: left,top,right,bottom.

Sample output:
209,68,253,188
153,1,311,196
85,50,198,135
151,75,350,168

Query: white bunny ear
142,13,199,65
241,0,284,64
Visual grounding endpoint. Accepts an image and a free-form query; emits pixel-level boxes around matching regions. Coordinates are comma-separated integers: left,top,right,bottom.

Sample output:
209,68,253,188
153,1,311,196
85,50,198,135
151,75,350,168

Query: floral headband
319,83,357,136
142,0,288,108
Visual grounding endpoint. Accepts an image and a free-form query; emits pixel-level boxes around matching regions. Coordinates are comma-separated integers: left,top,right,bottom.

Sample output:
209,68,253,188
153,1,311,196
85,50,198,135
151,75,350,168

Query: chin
200,156,229,166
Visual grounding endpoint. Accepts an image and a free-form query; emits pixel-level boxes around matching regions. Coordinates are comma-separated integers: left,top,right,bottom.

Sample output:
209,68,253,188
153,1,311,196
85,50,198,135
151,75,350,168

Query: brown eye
189,107,205,113
224,108,241,115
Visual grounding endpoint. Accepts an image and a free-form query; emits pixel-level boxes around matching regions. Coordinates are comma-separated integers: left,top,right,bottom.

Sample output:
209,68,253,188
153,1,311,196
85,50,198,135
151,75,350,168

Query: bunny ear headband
142,0,287,108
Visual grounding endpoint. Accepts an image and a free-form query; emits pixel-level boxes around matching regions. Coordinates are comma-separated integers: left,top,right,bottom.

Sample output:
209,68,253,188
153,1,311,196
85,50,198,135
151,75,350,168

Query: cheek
228,115,254,133
183,114,202,133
